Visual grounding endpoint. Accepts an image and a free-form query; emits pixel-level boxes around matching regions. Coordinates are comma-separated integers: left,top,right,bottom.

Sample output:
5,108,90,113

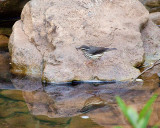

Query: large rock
9,0,149,82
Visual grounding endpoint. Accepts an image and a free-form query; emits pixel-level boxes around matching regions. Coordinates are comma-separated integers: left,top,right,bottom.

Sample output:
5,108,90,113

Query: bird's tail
106,48,117,52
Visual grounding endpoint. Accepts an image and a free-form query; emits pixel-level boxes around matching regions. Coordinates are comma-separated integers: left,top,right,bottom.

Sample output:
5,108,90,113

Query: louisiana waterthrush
76,45,117,60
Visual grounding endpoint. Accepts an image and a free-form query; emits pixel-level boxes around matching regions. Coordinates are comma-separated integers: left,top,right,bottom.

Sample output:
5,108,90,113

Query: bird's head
76,45,90,51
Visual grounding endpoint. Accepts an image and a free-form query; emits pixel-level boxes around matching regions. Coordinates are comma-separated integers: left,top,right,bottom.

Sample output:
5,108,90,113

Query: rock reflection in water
20,79,160,127
79,96,106,113
0,74,160,127
23,81,144,118
11,75,43,91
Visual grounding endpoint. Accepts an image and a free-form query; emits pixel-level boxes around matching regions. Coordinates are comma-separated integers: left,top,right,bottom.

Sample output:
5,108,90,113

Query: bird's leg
85,60,94,65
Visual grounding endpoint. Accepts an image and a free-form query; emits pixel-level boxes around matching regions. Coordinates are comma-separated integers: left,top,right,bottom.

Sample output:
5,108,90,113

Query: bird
76,45,117,60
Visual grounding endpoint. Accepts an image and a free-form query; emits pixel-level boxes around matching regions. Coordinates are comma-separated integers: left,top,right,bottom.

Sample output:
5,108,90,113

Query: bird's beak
76,47,80,50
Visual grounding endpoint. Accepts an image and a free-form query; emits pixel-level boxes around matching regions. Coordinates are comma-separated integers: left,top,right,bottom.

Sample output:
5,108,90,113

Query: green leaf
139,94,158,120
116,97,139,128
137,118,145,128
115,96,128,117
126,107,139,128
141,109,152,128
114,126,123,128
152,126,159,128
138,109,152,128
116,94,158,128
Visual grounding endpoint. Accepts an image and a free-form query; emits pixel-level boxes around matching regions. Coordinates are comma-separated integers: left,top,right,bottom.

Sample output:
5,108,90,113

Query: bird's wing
89,47,109,55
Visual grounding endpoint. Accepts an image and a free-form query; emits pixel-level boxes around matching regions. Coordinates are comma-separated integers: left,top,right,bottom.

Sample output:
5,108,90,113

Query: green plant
114,94,158,128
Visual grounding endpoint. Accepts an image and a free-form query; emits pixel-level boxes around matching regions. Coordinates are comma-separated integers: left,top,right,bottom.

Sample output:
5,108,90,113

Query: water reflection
1,75,160,128
11,75,43,91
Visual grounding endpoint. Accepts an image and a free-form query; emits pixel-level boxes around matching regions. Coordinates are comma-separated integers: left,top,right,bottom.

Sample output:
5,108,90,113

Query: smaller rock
142,20,160,66
135,79,143,82
81,116,89,119
149,12,160,25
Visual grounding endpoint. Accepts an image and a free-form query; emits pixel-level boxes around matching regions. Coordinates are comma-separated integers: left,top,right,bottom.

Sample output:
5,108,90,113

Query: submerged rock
79,96,106,113
0,35,9,51
9,0,149,82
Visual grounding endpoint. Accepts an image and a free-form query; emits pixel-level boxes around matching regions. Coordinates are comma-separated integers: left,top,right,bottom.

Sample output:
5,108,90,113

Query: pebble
136,79,143,82
81,116,89,119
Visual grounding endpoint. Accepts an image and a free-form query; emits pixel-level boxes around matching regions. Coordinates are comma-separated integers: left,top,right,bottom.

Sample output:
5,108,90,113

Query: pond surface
0,50,160,128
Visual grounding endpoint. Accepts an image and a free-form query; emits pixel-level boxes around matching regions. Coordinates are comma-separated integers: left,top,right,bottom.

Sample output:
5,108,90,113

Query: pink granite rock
9,0,149,82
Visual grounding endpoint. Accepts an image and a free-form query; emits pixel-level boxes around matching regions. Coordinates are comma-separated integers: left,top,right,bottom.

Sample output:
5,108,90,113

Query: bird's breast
83,51,103,59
